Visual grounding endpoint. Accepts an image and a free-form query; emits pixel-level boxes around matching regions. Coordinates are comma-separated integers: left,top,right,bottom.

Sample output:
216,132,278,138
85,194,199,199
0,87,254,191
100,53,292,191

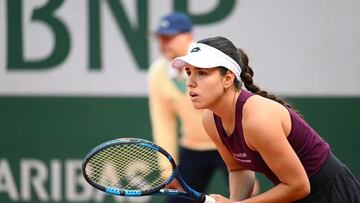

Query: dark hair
197,36,296,110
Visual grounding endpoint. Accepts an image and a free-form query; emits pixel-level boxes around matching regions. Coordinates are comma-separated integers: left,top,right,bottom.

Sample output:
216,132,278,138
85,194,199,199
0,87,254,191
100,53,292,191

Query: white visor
171,43,241,81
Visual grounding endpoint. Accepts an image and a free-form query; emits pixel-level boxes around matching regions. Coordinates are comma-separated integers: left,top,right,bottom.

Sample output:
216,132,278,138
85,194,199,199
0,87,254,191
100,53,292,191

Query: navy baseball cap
155,12,192,36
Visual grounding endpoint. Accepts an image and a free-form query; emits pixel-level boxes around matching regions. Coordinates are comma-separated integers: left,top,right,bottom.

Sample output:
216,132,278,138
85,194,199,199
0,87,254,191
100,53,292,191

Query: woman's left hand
210,194,235,203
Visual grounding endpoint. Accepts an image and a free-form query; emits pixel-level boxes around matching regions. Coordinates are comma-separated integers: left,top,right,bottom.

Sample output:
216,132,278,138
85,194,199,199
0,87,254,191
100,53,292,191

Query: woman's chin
192,102,206,110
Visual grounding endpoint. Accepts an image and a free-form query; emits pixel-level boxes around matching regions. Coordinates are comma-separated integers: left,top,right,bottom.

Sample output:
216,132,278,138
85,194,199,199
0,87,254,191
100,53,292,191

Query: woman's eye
198,71,207,76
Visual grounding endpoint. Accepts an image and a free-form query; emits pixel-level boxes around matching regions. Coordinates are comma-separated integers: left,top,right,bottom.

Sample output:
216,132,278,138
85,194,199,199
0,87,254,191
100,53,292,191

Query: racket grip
204,195,216,203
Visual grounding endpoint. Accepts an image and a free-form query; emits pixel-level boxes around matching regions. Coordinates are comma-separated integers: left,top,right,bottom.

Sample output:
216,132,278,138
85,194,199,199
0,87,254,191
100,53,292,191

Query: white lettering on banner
65,160,92,201
21,159,49,201
50,160,61,201
0,159,19,201
0,159,151,202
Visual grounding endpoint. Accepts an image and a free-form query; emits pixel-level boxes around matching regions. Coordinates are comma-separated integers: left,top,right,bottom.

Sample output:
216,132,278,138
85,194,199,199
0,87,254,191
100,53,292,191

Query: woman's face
184,65,225,109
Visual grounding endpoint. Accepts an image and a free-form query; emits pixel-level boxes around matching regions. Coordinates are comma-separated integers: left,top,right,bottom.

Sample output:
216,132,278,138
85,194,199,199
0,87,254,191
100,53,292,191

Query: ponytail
237,49,293,109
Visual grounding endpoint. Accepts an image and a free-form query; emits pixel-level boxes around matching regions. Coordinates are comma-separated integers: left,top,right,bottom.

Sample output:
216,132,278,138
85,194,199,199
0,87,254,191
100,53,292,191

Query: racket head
82,138,177,196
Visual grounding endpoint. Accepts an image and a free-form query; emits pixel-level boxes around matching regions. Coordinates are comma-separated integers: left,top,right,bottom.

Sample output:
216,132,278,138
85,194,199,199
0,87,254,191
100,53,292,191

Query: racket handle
204,195,216,203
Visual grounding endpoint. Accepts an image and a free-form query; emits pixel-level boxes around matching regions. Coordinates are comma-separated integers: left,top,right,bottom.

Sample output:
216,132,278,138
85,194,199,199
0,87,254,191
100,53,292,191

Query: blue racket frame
82,138,206,202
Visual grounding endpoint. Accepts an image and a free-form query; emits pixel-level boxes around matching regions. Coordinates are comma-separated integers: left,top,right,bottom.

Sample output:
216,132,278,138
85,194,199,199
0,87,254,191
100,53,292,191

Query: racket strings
85,144,173,191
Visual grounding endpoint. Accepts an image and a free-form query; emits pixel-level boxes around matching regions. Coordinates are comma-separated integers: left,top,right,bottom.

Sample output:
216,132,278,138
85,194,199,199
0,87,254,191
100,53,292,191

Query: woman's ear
223,71,235,89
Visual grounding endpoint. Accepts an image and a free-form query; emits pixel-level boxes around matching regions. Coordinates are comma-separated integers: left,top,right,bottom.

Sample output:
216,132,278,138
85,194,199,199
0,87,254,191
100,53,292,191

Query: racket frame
82,138,206,202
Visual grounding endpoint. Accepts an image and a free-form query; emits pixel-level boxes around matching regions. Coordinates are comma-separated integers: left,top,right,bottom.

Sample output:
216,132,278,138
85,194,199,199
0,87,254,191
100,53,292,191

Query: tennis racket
82,138,216,203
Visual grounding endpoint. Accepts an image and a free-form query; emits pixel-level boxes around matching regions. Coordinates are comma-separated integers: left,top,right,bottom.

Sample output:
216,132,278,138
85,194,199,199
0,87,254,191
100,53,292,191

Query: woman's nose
186,74,196,88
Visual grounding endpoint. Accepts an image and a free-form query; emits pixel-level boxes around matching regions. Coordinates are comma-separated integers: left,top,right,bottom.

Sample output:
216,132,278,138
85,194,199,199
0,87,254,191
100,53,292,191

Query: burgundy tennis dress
213,89,360,202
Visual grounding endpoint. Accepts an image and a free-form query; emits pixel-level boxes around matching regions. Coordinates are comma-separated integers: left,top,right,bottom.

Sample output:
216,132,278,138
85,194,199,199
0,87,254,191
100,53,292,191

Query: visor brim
172,54,223,69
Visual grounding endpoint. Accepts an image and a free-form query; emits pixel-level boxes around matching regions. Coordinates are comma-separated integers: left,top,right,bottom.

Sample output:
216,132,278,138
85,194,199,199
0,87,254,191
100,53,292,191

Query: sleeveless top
213,90,330,184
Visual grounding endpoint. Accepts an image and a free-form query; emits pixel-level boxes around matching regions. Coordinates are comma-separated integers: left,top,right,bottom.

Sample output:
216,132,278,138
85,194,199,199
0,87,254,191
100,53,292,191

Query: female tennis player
171,36,360,202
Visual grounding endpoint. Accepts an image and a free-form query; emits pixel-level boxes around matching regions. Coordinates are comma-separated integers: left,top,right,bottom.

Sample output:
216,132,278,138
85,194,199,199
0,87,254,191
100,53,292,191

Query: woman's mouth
189,92,199,101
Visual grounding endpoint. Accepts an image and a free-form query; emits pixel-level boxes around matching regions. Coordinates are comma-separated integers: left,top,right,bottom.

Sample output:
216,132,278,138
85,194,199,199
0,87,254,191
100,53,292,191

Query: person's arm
202,110,255,200
148,63,179,162
237,97,310,203
228,170,256,201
